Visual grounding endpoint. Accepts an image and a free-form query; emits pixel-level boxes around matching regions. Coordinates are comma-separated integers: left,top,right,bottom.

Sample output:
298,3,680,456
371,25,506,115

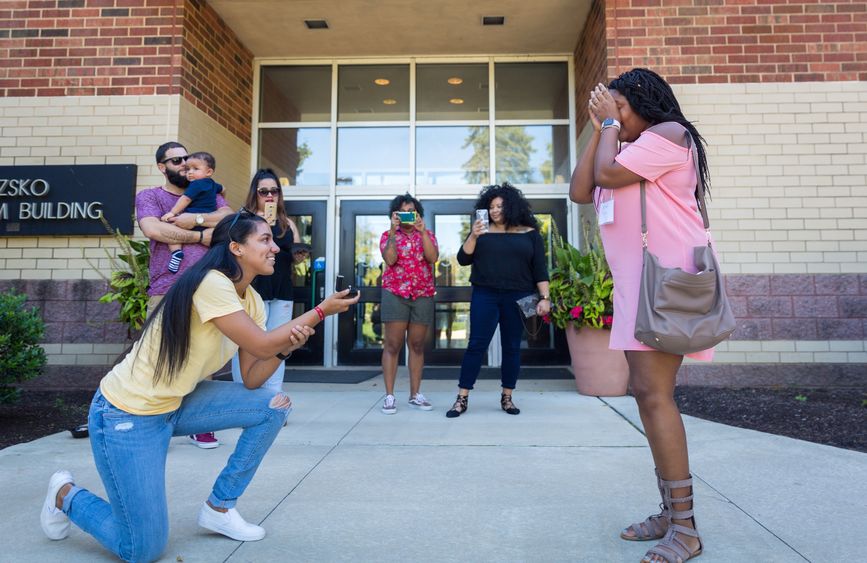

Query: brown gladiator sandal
641,475,703,563
621,468,669,541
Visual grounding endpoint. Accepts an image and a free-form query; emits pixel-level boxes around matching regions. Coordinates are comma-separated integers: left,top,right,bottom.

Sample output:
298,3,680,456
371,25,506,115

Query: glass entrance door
283,200,327,365
336,198,570,366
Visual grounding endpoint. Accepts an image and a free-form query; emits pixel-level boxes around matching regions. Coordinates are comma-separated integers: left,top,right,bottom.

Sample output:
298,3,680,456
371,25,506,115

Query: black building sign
0,164,136,236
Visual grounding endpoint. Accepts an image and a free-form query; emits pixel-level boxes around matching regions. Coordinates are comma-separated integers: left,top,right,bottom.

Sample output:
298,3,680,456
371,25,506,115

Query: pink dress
597,128,714,361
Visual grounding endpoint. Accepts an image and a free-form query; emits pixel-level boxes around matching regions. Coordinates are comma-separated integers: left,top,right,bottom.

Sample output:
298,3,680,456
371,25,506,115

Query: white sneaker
197,502,265,542
381,394,397,414
408,393,433,411
41,470,74,540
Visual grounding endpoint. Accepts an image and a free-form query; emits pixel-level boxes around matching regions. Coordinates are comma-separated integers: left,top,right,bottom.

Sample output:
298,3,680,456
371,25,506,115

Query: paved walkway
1,376,863,562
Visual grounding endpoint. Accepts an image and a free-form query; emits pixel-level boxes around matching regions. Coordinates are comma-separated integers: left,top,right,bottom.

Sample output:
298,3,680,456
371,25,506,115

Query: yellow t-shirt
100,270,266,415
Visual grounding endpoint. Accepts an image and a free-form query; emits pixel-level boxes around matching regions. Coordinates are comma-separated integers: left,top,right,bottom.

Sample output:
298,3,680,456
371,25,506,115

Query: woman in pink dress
571,68,711,563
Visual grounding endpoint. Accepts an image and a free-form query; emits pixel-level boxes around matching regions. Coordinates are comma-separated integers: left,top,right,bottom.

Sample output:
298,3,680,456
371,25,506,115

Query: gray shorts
380,290,434,325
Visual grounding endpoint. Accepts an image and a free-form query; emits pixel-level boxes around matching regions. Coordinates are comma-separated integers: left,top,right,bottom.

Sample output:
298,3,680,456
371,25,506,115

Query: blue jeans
63,381,290,563
231,298,294,392
458,285,533,391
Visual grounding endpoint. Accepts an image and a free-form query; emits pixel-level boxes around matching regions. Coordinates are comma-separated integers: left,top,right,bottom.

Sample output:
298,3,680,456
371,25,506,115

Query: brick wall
573,0,607,134
0,0,181,97
180,0,252,143
0,0,253,142
727,274,867,341
605,0,867,84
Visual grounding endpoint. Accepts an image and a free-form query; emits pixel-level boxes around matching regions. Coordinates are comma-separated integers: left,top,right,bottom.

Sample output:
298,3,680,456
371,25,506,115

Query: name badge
598,198,614,225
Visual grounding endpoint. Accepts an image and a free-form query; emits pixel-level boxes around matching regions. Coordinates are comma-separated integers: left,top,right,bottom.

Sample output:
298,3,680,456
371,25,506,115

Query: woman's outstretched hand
319,289,362,316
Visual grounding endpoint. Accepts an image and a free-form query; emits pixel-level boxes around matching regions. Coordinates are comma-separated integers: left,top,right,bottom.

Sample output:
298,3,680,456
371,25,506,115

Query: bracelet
275,351,291,360
198,230,204,243
314,305,325,321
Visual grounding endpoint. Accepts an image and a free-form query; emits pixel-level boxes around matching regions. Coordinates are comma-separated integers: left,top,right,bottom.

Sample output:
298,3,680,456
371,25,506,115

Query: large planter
565,325,629,397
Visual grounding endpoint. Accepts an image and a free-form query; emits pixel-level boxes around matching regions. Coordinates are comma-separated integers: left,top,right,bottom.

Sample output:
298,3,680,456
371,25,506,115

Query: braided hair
609,68,711,196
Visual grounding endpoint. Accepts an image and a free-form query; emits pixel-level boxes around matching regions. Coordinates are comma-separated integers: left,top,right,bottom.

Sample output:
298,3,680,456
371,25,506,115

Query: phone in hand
397,211,417,224
263,201,277,226
335,274,359,298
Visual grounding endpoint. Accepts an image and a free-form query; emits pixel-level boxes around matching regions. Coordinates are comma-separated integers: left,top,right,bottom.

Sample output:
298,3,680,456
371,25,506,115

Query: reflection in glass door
337,200,391,364
283,200,327,365
336,198,570,366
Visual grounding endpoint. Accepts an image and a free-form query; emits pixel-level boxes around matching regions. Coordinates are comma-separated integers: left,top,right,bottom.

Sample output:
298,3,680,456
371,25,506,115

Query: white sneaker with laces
41,470,74,540
197,502,265,542
408,393,433,411
381,394,397,414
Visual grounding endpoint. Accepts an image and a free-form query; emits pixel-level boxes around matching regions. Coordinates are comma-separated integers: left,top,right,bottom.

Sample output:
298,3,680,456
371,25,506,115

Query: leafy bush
92,221,150,337
548,222,614,330
0,290,47,403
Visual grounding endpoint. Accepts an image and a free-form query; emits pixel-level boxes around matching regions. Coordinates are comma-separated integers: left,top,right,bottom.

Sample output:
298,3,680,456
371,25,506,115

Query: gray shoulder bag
633,135,736,355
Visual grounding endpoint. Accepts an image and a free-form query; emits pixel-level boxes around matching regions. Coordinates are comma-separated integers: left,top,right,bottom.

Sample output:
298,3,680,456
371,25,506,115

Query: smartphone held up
397,211,417,224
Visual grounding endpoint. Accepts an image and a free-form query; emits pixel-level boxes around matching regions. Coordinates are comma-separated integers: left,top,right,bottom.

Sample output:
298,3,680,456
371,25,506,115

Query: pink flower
602,315,613,326
569,306,583,319
542,314,551,324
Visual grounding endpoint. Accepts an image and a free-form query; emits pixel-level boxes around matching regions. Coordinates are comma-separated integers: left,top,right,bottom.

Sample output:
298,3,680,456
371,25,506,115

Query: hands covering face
587,82,620,131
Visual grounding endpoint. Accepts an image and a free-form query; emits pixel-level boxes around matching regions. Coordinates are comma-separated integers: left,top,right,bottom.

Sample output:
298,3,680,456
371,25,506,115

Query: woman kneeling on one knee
40,211,359,563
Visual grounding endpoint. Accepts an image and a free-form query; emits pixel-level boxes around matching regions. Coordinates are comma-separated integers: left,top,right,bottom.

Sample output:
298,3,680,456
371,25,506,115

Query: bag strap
519,314,545,338
639,132,712,249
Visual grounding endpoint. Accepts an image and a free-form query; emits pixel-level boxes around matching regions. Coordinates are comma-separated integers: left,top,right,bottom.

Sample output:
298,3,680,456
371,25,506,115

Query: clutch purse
516,293,540,318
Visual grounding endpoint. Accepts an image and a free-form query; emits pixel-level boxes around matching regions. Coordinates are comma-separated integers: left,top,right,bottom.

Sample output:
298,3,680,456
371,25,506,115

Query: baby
160,151,224,273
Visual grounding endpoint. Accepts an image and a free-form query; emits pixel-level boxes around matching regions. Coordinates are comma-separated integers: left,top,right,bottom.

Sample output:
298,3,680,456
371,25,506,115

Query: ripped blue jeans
62,380,290,563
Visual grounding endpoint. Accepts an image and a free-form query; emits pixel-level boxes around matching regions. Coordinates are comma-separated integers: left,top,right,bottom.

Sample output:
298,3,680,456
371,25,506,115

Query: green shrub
0,290,47,403
90,219,150,338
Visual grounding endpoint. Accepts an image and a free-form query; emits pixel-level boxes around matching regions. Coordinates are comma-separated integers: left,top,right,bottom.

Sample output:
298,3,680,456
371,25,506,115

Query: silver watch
601,117,621,131
195,213,205,226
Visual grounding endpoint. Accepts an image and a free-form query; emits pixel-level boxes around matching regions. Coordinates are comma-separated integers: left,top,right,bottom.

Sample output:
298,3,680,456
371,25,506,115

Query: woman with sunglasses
40,211,360,562
230,169,309,392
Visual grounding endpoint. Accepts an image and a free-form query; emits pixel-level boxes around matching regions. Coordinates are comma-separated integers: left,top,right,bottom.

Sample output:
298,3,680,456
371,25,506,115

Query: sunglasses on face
257,187,281,196
160,155,188,166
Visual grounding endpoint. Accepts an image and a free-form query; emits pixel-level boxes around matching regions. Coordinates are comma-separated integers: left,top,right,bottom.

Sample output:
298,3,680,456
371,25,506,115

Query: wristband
314,306,325,321
275,351,291,360
198,230,204,244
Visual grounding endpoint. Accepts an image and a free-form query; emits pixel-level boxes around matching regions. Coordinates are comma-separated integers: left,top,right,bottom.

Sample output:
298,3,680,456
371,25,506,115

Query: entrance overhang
207,0,591,58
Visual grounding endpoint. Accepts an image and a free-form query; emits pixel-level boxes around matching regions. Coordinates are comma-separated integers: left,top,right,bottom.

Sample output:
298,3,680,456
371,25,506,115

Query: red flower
569,305,583,319
602,315,613,326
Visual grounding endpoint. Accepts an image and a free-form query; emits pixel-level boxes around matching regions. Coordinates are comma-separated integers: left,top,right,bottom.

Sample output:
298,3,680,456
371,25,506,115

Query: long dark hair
142,211,267,385
474,182,538,230
243,168,290,238
608,68,710,196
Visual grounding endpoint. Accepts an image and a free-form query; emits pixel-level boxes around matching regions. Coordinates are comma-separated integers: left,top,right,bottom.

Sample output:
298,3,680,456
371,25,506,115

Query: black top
457,230,549,292
252,222,294,301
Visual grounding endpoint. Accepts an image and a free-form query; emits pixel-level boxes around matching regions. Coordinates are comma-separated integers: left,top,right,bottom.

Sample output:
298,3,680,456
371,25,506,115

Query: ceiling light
374,78,390,86
447,77,463,85
383,98,397,105
482,16,505,26
449,98,464,105
304,19,328,29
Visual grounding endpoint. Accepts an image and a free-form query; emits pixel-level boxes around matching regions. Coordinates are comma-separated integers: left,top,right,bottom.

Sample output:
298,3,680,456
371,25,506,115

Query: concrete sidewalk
1,376,863,562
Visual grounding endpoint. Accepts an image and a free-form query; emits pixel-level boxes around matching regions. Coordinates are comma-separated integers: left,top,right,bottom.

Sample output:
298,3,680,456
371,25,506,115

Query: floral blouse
379,228,438,299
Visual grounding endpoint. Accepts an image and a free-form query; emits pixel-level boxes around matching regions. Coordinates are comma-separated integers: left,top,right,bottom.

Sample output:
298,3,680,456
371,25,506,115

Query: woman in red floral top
378,194,439,415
